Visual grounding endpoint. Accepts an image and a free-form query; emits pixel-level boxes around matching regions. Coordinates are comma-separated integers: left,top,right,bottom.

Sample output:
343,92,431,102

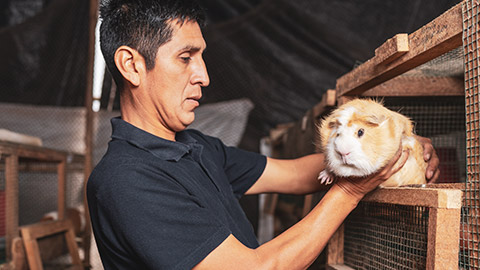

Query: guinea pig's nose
337,150,350,157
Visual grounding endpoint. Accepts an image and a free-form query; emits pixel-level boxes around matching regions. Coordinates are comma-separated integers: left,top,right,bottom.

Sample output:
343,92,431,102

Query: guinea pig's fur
318,98,427,187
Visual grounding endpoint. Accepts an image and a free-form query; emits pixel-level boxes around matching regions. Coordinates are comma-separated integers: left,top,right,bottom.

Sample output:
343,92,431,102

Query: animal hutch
267,0,479,269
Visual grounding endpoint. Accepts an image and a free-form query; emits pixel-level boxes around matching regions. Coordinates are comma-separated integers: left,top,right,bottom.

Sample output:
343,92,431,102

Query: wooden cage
267,0,480,269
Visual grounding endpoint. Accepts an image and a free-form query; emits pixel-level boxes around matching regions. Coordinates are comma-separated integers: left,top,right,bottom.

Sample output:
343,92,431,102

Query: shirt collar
110,117,199,162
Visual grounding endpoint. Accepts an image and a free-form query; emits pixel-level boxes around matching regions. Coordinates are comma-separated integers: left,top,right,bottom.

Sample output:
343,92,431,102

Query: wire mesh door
462,0,480,268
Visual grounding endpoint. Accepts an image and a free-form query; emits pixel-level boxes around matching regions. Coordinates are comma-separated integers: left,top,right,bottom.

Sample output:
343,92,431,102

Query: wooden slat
12,237,27,270
0,141,67,162
363,186,463,208
327,224,344,265
336,2,463,97
313,89,337,118
5,154,19,262
327,264,356,270
361,75,464,97
374,33,409,65
426,208,461,269
57,157,67,220
20,219,82,270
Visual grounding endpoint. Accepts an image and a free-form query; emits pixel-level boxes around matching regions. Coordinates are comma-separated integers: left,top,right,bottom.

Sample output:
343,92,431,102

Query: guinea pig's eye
357,128,364,138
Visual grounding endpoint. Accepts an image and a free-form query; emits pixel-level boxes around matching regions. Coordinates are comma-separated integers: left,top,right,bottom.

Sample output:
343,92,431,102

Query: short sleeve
186,130,267,199
222,145,267,198
93,164,231,269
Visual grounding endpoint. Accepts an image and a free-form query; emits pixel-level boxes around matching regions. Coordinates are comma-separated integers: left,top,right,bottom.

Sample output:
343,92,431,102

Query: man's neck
120,98,177,141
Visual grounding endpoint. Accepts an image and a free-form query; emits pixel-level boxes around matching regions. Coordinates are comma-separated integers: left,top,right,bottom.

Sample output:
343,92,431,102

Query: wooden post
327,224,344,265
5,154,18,261
83,0,99,266
426,208,461,269
57,157,66,220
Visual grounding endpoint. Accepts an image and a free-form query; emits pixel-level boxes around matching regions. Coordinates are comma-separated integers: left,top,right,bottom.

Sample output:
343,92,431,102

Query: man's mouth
186,98,200,108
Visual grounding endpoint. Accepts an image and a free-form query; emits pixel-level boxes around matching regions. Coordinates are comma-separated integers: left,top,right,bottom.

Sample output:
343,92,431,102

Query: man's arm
246,135,439,195
194,147,409,269
245,154,326,195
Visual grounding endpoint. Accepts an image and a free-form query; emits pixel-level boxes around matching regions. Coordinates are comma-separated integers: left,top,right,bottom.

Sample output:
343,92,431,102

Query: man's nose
192,58,210,87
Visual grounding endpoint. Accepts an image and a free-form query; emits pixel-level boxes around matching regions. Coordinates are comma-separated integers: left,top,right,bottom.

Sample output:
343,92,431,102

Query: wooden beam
336,2,463,97
361,75,464,97
327,224,344,266
83,0,99,266
5,154,18,262
374,33,409,65
426,208,461,269
363,186,463,208
313,89,337,118
327,264,355,270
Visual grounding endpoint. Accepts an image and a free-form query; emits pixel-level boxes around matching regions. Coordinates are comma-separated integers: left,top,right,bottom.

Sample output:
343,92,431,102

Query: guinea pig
317,98,427,188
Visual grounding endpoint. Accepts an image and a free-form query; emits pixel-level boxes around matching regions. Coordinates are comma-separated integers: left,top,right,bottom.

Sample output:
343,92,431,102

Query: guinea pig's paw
318,170,334,185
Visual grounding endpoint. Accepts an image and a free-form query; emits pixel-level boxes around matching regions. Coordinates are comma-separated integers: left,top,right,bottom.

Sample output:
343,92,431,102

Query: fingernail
427,170,433,179
425,153,431,160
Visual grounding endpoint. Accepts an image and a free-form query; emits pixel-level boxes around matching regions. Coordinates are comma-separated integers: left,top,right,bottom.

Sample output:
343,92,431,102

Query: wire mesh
344,202,429,270
343,40,467,270
384,96,466,183
461,0,480,268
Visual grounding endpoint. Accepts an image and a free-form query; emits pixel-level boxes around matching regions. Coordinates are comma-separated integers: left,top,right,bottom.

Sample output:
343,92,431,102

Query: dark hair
99,0,206,89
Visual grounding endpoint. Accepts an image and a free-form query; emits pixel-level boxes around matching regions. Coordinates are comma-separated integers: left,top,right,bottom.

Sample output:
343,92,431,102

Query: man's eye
181,57,191,62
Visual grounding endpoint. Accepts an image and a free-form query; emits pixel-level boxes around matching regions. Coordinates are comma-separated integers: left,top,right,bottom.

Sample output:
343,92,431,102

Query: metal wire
462,1,480,268
344,202,429,270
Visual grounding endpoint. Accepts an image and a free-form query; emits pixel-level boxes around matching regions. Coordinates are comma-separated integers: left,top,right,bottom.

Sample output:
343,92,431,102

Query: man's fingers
425,150,439,180
384,150,409,179
427,168,441,183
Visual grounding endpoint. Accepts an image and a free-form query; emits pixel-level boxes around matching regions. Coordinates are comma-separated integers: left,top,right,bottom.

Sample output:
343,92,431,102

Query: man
87,0,440,269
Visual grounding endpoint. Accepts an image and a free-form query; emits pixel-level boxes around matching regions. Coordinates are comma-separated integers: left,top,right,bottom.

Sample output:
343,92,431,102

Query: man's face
142,20,209,134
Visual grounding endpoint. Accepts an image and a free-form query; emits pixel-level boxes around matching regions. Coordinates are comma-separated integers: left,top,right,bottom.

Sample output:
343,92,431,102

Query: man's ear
114,46,146,87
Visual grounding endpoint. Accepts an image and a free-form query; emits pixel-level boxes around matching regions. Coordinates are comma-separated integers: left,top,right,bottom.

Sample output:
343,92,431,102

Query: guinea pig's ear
364,114,388,127
327,120,339,129
319,116,337,148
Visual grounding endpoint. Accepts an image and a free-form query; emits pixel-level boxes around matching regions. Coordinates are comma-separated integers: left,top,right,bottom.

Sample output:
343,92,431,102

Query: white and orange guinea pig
318,98,427,188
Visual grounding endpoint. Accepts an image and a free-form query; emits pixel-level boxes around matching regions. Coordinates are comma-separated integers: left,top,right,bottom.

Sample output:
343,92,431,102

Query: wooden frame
335,2,463,97
327,184,463,270
0,140,84,262
20,219,82,270
266,1,467,269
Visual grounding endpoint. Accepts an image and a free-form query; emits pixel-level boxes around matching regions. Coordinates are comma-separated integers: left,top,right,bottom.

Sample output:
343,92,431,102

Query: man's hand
415,135,440,183
334,145,409,202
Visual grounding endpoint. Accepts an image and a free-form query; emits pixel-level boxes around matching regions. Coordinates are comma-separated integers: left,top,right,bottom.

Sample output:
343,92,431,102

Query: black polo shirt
87,117,267,269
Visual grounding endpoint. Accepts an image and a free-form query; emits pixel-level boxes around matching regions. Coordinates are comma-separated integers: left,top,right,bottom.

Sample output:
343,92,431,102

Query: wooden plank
0,129,42,147
302,194,313,217
361,75,464,97
0,141,67,162
313,89,337,118
20,219,82,270
426,208,461,269
5,154,18,262
11,237,27,270
363,187,463,208
83,0,98,265
57,157,67,220
336,2,463,97
327,264,356,270
374,33,409,65
327,224,344,265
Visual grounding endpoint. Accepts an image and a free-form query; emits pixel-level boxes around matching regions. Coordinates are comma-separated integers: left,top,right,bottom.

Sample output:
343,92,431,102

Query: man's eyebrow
178,45,206,53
